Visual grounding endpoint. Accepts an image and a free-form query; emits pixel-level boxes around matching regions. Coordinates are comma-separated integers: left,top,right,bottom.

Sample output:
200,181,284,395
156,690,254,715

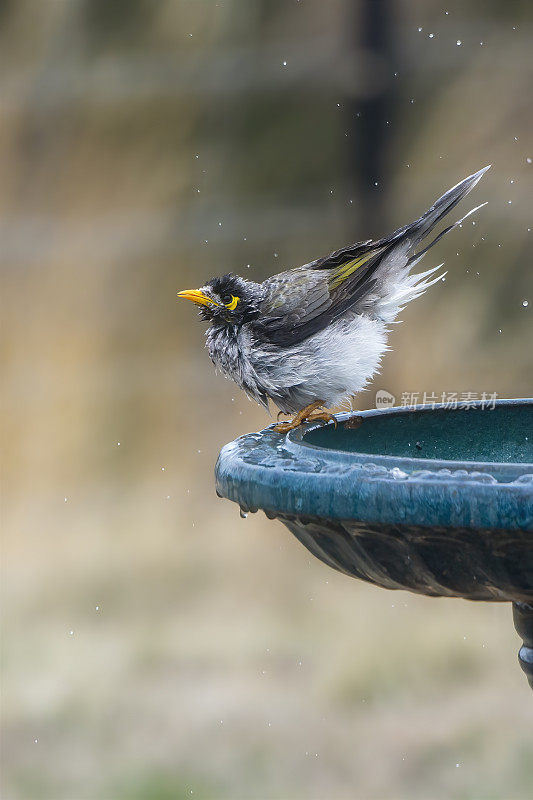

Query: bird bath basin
215,399,533,689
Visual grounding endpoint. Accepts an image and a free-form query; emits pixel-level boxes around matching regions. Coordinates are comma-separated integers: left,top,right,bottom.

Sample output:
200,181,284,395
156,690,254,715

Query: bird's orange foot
273,402,337,433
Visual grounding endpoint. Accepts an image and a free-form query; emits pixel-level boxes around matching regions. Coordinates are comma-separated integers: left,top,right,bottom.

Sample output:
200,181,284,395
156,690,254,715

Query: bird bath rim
284,399,532,480
215,399,533,531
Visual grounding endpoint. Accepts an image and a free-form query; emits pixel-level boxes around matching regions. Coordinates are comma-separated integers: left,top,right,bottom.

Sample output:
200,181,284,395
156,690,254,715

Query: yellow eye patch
225,295,239,310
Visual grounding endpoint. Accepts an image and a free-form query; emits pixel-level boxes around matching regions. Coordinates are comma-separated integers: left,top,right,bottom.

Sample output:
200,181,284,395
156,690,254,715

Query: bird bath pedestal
216,400,533,689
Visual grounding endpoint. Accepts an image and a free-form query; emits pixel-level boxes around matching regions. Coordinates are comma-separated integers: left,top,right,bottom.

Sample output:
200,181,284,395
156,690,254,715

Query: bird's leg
273,401,336,432
274,401,322,431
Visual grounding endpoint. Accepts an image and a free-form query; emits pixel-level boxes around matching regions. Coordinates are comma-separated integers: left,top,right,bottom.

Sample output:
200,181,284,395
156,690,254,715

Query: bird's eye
222,294,239,310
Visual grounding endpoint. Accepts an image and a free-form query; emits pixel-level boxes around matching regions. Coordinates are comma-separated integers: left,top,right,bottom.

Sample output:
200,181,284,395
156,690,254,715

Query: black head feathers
200,274,262,324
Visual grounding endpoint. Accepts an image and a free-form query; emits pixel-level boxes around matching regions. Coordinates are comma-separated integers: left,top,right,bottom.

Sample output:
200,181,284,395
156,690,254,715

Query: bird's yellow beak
177,289,217,307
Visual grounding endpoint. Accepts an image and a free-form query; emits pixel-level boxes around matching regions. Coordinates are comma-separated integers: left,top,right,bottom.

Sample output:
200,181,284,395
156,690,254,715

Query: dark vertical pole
346,0,398,237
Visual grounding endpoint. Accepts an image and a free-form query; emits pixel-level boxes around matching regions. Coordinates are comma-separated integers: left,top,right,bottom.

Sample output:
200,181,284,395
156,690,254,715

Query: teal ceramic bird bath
216,399,533,689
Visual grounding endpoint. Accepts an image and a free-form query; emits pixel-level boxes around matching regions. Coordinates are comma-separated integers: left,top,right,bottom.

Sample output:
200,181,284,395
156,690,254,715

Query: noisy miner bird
178,166,489,432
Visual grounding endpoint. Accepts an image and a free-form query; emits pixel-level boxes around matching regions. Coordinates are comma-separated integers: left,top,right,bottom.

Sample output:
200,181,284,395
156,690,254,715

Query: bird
178,166,490,432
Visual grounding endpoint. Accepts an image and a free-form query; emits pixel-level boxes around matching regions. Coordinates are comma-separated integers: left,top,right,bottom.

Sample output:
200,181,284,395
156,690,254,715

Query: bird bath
215,399,533,689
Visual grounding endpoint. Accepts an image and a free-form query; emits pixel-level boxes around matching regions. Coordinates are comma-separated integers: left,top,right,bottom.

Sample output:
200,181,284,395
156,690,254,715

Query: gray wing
252,242,386,347
254,268,333,337
251,167,489,347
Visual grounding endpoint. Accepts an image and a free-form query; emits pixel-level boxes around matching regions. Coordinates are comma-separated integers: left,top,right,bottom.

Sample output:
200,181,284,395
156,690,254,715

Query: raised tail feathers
372,166,490,322
409,165,490,246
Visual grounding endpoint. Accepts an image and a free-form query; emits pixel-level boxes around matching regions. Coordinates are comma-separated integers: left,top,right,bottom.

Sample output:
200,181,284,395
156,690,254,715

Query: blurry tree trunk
346,0,398,237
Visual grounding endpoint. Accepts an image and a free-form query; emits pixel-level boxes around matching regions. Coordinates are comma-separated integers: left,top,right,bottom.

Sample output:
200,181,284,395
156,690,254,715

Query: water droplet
428,33,434,38
527,157,532,164
282,60,287,66
456,39,462,46
523,300,529,307
417,26,422,32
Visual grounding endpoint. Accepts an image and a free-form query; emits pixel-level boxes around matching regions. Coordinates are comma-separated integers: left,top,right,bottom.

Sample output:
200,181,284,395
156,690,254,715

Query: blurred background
2,1,532,798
